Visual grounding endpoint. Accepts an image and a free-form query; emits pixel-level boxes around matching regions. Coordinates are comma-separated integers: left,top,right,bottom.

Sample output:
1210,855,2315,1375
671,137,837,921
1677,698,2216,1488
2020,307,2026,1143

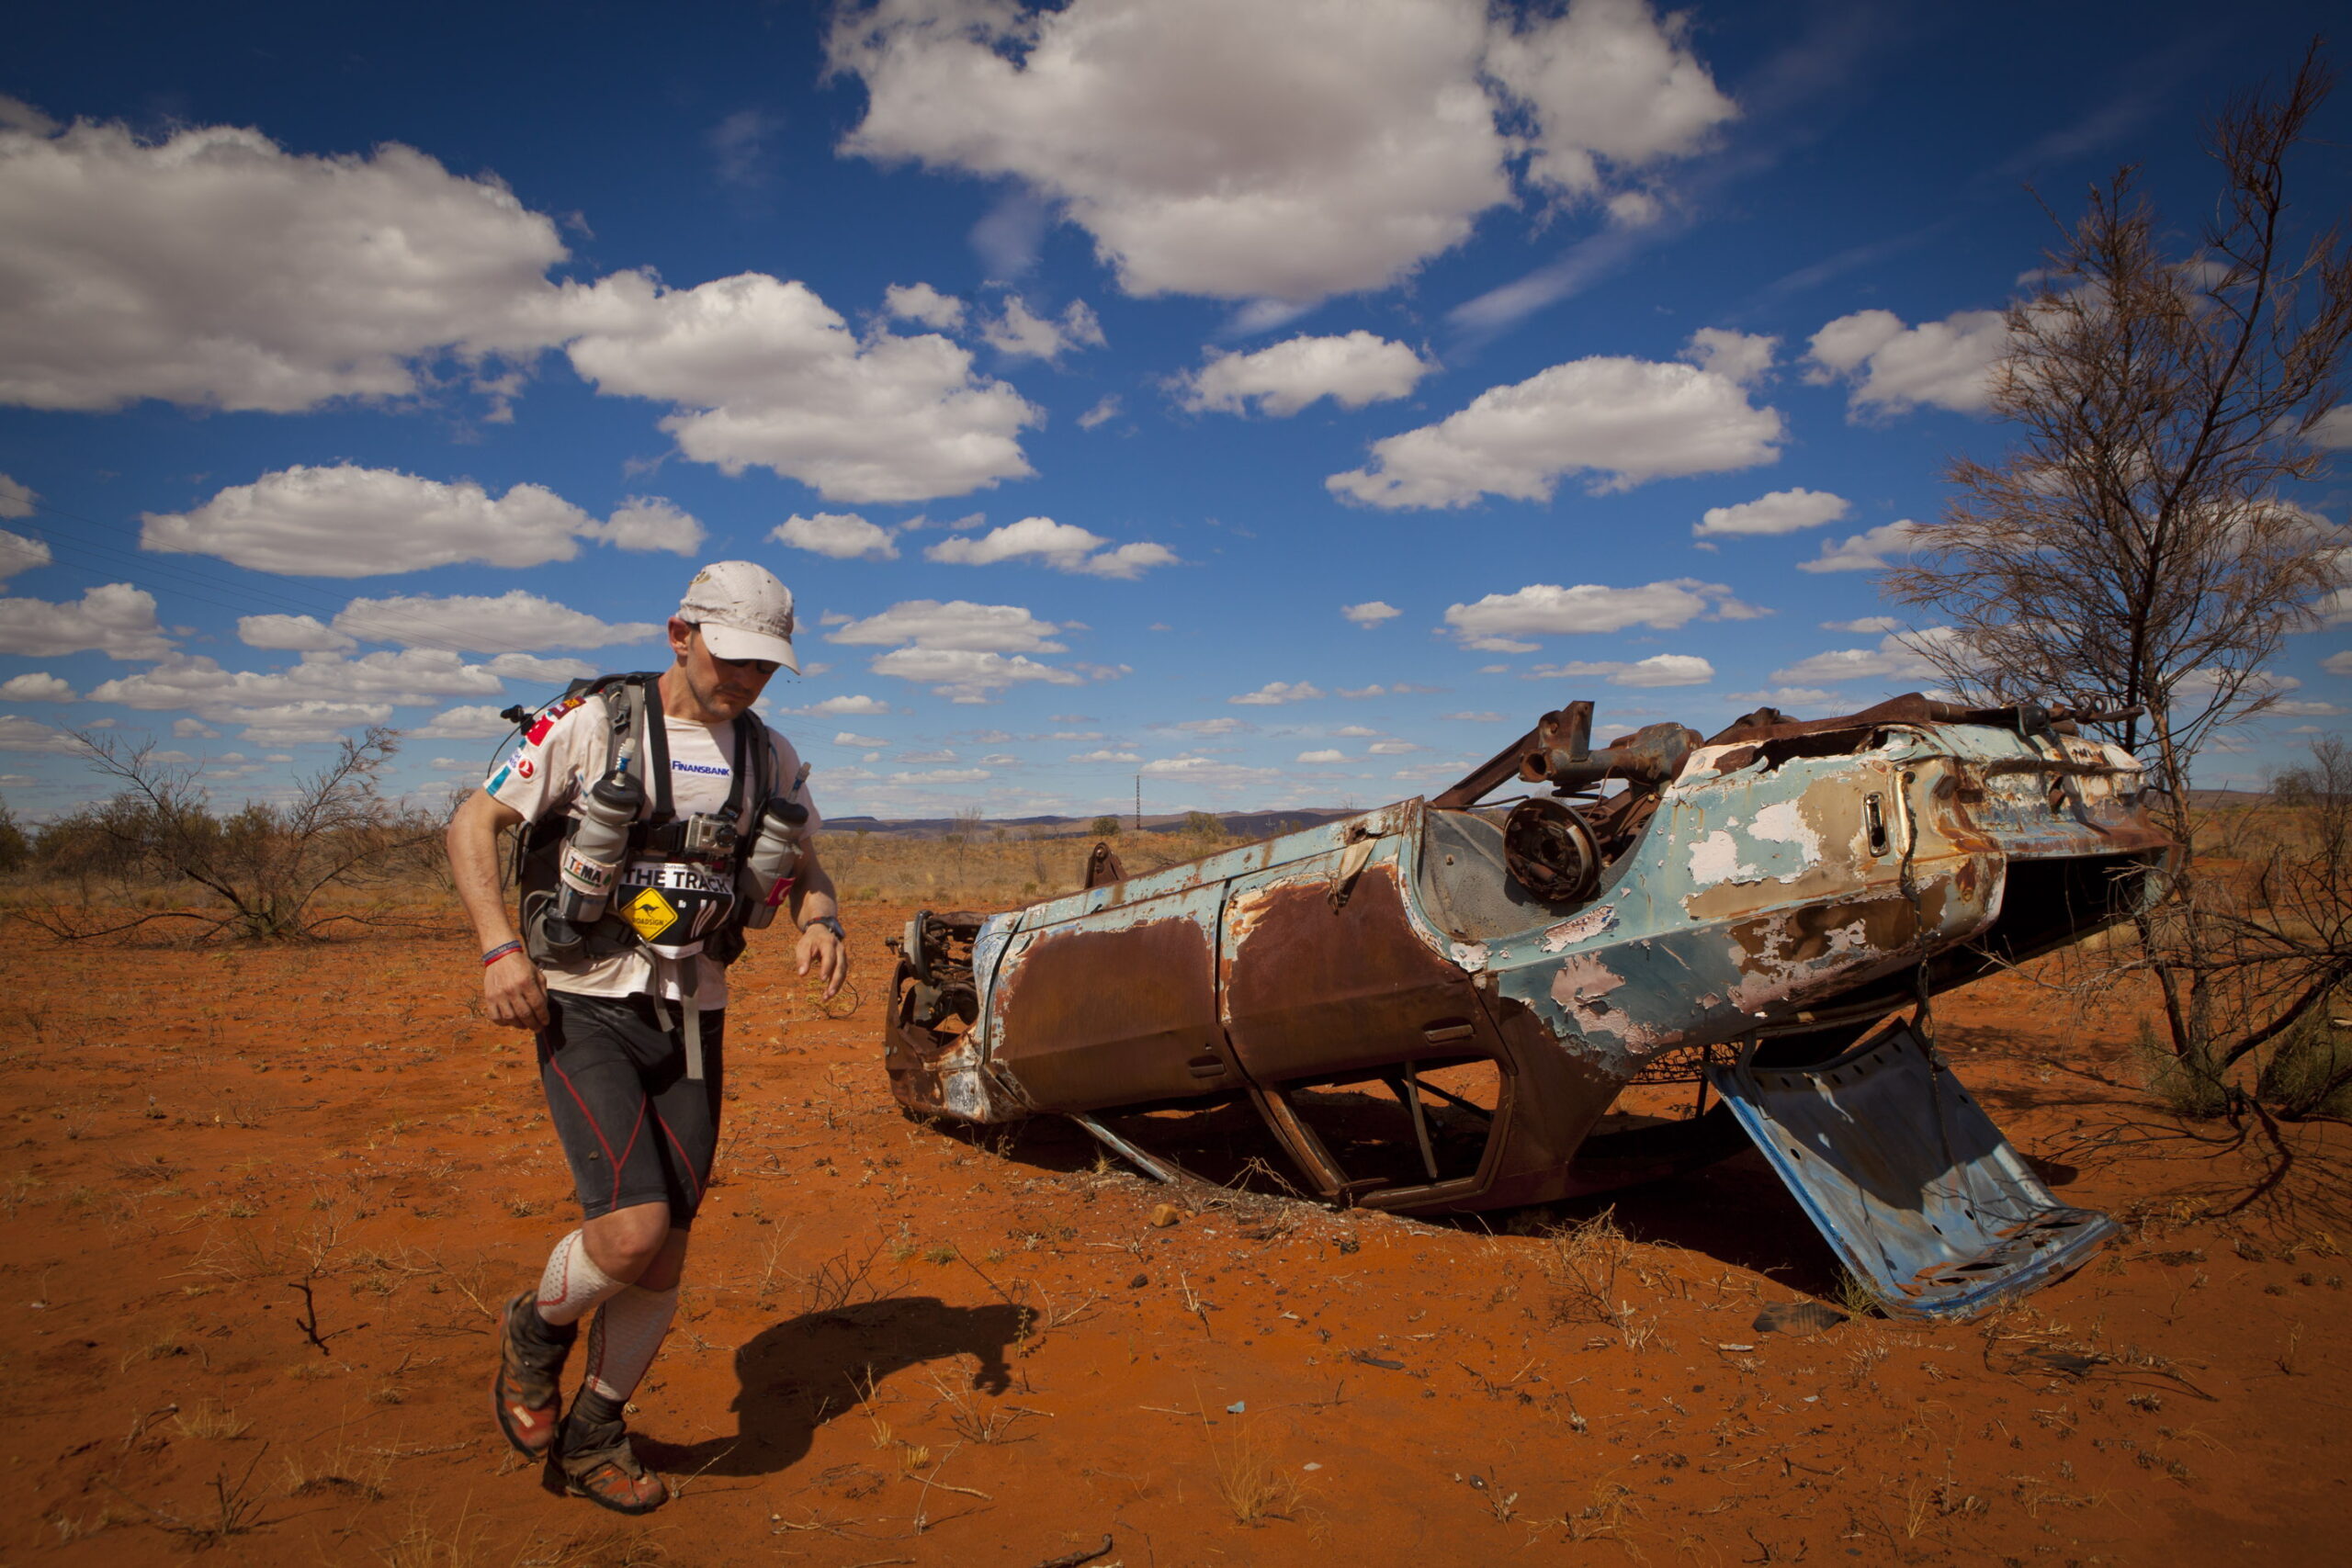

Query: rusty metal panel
1220,825,1498,1087
989,880,1233,1111
1709,1021,2118,1321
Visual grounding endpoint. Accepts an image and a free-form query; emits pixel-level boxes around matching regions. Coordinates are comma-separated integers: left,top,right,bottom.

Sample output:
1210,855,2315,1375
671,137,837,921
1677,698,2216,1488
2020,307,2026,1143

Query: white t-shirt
486,688,820,1009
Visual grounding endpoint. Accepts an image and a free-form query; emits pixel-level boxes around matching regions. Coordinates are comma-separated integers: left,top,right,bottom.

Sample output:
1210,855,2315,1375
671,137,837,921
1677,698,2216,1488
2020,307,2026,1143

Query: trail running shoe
492,1292,571,1460
558,1423,668,1515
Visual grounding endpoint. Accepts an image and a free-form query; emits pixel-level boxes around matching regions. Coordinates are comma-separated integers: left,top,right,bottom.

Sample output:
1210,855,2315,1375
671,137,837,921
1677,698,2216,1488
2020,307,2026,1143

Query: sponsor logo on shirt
514,757,535,779
672,760,730,777
525,693,587,747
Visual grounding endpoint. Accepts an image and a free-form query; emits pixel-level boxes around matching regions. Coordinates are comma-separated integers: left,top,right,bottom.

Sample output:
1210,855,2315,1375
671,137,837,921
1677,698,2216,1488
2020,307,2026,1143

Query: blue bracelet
481,940,525,967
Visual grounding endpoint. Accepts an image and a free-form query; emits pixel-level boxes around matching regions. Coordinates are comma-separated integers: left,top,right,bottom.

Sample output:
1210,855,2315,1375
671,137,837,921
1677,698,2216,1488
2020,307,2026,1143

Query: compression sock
536,1229,628,1328
581,1283,681,1404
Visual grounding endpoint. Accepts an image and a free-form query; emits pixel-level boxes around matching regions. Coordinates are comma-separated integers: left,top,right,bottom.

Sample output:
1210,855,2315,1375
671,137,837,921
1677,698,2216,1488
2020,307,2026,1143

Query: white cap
677,560,799,673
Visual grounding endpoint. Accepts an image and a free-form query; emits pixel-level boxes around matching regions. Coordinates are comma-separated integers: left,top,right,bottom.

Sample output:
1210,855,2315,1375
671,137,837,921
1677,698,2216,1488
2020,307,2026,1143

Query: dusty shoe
492,1292,573,1459
558,1421,668,1515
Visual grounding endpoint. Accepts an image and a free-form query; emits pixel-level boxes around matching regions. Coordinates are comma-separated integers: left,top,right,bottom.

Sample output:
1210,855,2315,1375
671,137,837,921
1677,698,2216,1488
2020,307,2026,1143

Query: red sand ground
4,908,2347,1566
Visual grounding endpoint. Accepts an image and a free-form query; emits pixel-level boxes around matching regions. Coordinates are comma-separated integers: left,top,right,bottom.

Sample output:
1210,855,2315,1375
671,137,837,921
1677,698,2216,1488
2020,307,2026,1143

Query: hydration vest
507,672,775,970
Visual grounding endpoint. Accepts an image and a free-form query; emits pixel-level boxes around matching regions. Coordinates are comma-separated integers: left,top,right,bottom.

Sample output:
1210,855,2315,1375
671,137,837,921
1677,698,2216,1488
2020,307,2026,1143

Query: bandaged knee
535,1229,628,1327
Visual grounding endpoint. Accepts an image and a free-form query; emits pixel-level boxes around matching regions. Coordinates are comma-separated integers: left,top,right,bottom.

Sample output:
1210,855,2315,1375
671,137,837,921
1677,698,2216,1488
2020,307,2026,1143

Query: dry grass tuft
1203,1412,1305,1527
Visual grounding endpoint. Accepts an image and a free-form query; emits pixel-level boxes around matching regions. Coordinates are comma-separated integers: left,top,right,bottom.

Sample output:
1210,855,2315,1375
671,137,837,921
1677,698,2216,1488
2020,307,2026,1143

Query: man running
446,560,848,1514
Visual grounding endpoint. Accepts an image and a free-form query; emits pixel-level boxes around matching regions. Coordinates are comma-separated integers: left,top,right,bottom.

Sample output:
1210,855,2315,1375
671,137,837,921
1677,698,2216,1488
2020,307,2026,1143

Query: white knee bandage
535,1229,628,1327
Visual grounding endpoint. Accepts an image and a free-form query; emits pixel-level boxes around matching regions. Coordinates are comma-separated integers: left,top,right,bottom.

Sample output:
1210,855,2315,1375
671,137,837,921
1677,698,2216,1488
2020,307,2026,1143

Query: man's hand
797,921,850,1000
484,948,550,1031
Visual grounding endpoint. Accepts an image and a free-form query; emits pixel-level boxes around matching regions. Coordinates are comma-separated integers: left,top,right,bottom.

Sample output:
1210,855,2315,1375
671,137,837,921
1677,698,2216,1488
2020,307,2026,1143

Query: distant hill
820,807,1360,839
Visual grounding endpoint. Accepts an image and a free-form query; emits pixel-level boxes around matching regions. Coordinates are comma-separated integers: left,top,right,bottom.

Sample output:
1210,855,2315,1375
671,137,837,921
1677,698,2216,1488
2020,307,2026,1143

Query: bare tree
1885,45,2352,1085
23,728,436,941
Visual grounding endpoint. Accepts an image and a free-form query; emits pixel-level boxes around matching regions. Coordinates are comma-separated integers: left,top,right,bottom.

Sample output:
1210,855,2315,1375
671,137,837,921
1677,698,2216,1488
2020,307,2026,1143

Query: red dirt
6,907,2348,1566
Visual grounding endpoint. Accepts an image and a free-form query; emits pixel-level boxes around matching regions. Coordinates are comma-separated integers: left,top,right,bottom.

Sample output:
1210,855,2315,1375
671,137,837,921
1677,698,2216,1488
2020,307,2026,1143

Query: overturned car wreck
880,694,2173,1320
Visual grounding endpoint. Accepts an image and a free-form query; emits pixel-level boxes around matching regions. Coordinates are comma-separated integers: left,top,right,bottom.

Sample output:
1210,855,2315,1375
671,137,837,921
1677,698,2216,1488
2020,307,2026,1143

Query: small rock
1129,1272,1149,1289
1150,1203,1182,1228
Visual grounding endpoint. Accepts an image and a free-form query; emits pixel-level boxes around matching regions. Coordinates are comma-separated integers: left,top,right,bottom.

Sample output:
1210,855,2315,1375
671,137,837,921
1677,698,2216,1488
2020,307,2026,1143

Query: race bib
617,859,737,953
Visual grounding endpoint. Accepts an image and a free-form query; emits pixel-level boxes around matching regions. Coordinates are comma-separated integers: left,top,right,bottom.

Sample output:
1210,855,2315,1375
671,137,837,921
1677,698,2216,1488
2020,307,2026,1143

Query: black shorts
537,991,725,1224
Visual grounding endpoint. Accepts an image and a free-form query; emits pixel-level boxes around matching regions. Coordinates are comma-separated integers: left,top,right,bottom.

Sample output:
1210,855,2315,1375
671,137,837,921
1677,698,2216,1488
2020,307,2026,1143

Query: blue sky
3,0,2346,823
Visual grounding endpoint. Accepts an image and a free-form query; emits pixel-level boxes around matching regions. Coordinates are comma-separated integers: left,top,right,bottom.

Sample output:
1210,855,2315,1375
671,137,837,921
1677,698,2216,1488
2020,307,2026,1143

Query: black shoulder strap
728,707,772,823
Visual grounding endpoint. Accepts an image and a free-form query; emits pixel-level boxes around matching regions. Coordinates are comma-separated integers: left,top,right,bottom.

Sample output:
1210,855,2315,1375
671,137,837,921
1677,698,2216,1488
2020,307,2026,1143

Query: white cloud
0,671,74,701
1329,355,1781,507
413,704,517,739
830,0,1730,306
0,116,1042,501
1180,333,1431,418
0,716,78,752
1333,725,1382,737
486,653,596,682
1342,601,1402,627
2322,649,2352,677
238,614,356,653
924,516,1174,578
561,270,1040,502
1796,519,1925,573
1139,755,1283,789
775,512,900,561
1804,308,2007,417
2268,699,2346,717
872,648,1081,703
1444,578,1736,649
1770,631,1946,686
1821,615,1900,634
1156,717,1252,736
1725,686,1839,708
789,694,894,716
1368,739,1422,753
88,649,506,733
1679,328,1775,387
1296,749,1347,763
708,108,779,189
1230,680,1325,705
1526,653,1713,687
979,296,1104,360
1693,487,1848,538
141,465,694,578
0,116,567,412
172,718,219,739
0,583,172,660
0,525,48,587
331,591,657,652
885,281,965,330
1070,748,1141,763
2312,403,2352,449
1440,710,1507,721
1078,394,1122,430
0,474,38,518
891,767,993,784
827,597,1085,701
584,497,706,555
833,731,890,747
1485,0,1737,203
831,599,1065,653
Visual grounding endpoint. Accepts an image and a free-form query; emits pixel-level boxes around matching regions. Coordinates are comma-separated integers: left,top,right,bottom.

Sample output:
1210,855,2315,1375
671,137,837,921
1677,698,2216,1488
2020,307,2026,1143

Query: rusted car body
880,694,2172,1318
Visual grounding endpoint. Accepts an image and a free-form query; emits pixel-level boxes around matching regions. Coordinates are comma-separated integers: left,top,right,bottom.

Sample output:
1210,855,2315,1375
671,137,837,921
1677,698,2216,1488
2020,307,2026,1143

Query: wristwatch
808,914,846,942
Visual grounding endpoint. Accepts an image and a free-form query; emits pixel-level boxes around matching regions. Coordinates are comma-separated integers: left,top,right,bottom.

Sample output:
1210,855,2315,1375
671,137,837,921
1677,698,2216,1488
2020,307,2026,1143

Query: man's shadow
642,1297,1029,1479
